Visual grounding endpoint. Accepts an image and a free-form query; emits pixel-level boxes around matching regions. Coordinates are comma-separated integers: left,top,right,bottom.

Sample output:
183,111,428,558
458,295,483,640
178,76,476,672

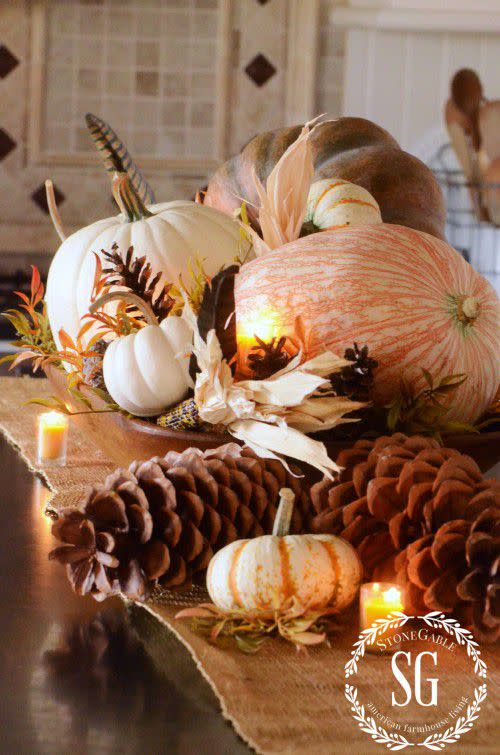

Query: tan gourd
206,489,361,615
204,117,446,240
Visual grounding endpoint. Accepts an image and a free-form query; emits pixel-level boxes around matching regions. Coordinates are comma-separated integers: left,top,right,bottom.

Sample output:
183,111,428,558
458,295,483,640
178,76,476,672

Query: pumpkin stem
45,179,66,241
456,296,480,325
272,488,295,536
112,171,153,222
89,290,158,326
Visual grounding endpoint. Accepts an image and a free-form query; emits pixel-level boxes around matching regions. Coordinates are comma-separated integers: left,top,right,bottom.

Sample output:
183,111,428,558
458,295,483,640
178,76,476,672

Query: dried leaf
176,601,339,653
252,121,317,252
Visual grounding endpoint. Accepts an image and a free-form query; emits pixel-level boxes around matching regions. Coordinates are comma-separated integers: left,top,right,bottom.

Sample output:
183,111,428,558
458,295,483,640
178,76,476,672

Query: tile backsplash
43,1,219,160
0,0,346,255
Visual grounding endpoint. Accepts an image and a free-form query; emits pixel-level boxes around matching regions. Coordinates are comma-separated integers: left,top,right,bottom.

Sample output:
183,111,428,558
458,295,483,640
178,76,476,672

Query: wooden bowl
45,366,500,475
45,365,231,467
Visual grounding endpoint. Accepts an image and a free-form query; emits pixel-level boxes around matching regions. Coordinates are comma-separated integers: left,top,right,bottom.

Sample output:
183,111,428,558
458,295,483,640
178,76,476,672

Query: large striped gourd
234,224,500,424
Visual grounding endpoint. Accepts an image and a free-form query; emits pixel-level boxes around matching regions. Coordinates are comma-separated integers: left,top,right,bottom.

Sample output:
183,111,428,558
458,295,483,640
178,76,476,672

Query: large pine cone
310,433,500,641
398,507,499,642
50,444,310,601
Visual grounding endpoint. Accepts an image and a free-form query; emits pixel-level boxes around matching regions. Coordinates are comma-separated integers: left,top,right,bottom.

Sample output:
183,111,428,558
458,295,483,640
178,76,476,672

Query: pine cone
310,432,500,641
102,244,175,322
82,339,108,389
247,335,291,378
330,343,378,401
399,507,499,642
50,443,310,601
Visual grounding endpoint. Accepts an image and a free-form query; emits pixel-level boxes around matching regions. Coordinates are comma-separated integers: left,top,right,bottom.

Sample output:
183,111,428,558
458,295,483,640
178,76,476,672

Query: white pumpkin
304,178,382,231
46,173,246,351
207,489,361,615
92,292,192,416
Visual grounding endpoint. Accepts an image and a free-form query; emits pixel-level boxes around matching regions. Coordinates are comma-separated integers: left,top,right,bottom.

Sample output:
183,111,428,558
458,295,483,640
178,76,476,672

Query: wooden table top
0,435,249,755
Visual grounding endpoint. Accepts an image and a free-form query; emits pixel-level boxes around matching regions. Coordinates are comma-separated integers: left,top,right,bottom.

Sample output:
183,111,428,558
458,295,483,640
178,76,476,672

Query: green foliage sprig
386,369,476,439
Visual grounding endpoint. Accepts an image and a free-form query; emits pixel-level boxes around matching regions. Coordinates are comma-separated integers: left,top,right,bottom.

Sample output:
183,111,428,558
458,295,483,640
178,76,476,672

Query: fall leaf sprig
25,389,119,417
386,369,475,439
78,252,145,342
0,266,55,372
0,266,98,374
175,600,341,653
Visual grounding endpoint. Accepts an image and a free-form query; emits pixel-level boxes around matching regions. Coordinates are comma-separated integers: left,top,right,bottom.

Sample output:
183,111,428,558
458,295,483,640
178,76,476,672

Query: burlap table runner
1,376,498,754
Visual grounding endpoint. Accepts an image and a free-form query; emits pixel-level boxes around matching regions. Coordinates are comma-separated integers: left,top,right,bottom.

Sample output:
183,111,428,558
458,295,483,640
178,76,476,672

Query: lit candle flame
383,587,402,604
238,308,280,344
39,410,68,428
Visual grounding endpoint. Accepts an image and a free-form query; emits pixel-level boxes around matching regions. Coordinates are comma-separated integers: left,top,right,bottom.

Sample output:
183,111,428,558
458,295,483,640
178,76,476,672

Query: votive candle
236,308,280,376
360,582,403,653
38,411,69,466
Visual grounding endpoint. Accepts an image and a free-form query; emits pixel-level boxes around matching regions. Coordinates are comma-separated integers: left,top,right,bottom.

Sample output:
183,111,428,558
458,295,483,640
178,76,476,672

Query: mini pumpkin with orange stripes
206,488,362,616
303,178,382,234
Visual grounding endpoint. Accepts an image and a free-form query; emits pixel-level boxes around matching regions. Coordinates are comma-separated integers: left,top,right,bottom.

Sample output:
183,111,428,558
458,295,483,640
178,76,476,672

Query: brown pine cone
399,507,500,642
310,432,500,641
50,443,310,601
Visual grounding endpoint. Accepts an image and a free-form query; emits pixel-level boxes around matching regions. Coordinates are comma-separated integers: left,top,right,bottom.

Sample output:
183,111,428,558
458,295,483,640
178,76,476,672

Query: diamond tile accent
0,128,16,161
0,45,19,79
31,182,65,215
244,54,276,87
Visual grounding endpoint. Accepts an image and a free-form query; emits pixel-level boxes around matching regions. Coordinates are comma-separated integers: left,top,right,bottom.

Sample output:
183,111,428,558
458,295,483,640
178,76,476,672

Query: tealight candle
236,308,281,376
38,411,69,466
360,582,404,653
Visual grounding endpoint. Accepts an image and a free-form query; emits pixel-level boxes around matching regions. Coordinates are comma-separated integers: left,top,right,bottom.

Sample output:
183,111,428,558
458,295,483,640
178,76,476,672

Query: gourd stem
112,171,153,222
89,291,158,326
272,488,295,537
456,295,479,325
45,179,66,241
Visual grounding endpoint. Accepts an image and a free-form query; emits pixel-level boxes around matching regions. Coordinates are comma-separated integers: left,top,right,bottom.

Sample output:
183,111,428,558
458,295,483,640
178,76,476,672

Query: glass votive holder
360,582,404,654
37,411,69,467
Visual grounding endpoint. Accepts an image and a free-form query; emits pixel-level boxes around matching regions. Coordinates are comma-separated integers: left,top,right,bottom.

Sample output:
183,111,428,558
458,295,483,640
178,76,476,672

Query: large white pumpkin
207,489,361,615
46,174,245,350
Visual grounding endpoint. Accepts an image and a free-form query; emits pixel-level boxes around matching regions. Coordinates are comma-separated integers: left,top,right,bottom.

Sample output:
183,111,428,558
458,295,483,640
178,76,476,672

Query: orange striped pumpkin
234,224,500,423
305,178,382,231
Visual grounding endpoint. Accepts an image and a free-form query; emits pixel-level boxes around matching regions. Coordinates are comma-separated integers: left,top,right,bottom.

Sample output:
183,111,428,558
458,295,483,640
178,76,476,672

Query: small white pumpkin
304,178,382,232
90,291,192,417
207,489,361,615
46,172,247,351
